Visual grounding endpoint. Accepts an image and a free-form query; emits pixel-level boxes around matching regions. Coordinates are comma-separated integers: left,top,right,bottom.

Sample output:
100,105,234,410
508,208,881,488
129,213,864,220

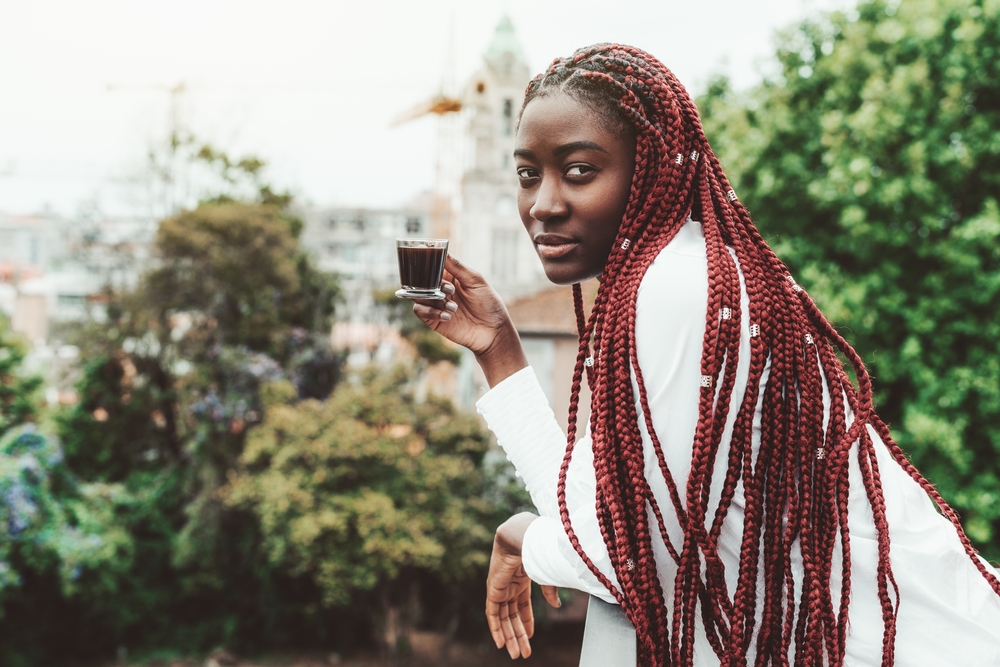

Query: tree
60,200,342,483
144,202,334,359
0,426,135,665
223,366,495,655
699,0,1000,556
373,288,462,365
0,316,42,438
48,165,345,658
131,121,295,222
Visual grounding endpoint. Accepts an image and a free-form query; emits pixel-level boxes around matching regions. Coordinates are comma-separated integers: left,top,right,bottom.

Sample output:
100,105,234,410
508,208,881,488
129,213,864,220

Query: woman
413,44,1000,666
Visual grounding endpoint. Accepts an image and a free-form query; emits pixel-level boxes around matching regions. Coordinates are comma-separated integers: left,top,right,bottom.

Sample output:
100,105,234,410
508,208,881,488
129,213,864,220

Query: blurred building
455,16,546,299
297,205,432,364
502,280,597,433
0,212,70,273
298,205,430,316
69,215,157,291
0,211,152,343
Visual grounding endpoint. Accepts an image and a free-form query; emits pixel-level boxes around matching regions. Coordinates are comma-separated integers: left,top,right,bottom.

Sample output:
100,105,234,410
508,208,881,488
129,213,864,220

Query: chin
541,262,598,286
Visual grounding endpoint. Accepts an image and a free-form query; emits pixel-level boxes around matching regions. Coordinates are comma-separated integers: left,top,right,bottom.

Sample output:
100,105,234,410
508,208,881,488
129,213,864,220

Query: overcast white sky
0,0,849,218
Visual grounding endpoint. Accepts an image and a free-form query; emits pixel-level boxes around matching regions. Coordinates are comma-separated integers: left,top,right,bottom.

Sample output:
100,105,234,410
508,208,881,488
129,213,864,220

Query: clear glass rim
396,237,449,247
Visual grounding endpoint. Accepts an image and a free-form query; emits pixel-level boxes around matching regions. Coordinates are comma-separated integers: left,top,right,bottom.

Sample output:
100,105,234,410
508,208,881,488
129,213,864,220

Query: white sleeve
477,366,620,601
476,366,565,517
476,222,711,604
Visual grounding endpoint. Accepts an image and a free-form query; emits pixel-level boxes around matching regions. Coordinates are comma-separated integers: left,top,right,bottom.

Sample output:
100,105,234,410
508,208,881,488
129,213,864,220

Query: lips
533,233,577,259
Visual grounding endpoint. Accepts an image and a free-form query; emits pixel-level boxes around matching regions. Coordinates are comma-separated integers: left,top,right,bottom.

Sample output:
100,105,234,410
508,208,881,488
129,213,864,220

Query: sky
0,0,850,218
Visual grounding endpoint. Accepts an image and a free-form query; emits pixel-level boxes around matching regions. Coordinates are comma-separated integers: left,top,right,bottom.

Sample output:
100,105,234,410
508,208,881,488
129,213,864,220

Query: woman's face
514,93,636,285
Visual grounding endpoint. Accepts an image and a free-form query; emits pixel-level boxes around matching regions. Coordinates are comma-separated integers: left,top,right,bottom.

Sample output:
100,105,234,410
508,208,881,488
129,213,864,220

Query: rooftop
507,279,599,336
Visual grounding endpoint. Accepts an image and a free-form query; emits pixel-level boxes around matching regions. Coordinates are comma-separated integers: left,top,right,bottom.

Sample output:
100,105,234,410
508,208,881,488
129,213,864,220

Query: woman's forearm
475,320,529,388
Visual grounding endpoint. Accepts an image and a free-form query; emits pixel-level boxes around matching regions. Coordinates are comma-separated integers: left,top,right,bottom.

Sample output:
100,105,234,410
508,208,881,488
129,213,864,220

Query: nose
529,176,568,221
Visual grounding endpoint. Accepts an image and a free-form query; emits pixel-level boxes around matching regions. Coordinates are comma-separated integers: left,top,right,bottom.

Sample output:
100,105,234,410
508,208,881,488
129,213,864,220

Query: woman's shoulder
637,219,709,307
634,219,710,369
659,218,707,259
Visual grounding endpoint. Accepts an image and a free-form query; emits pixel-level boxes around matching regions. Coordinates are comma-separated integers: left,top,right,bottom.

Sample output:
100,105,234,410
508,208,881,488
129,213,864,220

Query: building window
491,229,518,281
57,294,86,307
351,216,365,232
502,99,513,136
405,217,421,234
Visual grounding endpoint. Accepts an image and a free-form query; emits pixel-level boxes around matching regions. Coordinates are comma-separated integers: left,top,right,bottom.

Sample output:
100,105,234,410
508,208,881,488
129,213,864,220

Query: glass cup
395,238,449,300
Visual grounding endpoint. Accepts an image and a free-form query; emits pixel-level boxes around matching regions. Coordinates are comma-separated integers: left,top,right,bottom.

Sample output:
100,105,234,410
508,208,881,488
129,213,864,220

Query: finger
441,280,455,295
412,302,452,323
411,297,457,314
485,599,505,649
541,585,561,609
486,559,517,650
506,598,532,659
517,585,535,639
499,599,521,658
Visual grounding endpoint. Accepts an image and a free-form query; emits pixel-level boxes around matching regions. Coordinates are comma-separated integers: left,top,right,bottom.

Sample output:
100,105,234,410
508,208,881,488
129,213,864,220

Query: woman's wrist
475,321,529,388
494,512,539,557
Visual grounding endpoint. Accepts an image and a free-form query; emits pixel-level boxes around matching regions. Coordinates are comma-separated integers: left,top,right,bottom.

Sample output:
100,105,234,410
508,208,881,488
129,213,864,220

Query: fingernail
439,311,452,321
445,301,458,312
442,283,455,295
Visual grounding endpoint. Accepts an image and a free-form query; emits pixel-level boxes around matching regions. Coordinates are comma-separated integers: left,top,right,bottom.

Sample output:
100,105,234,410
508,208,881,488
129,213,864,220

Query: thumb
541,585,561,609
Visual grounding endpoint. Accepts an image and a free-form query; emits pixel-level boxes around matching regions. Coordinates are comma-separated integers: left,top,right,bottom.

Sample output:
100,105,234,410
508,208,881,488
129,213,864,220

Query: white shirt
477,220,1000,666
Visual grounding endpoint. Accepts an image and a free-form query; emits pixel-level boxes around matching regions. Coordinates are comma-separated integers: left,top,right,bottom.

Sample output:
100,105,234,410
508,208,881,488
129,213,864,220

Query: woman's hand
485,513,561,659
413,256,528,387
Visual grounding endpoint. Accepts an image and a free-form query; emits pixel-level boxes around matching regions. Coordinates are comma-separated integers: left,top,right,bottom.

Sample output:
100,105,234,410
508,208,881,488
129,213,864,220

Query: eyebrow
513,140,609,160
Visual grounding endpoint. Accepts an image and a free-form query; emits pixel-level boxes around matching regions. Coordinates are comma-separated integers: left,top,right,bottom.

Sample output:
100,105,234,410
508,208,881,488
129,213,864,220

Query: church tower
456,16,546,298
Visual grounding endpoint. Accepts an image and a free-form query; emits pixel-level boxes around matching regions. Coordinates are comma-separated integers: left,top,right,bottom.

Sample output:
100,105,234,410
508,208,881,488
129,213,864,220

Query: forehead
515,93,627,154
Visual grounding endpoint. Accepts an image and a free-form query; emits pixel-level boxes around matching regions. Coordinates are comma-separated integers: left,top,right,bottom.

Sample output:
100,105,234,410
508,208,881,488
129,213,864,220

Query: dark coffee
397,246,447,291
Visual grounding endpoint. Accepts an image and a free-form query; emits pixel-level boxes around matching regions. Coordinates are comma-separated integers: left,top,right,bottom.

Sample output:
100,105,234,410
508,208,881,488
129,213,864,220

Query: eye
516,167,540,182
565,164,596,178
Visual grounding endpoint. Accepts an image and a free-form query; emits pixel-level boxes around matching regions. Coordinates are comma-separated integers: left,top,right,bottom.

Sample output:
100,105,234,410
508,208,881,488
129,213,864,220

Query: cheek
614,171,634,218
602,184,631,236
517,190,534,226
604,179,632,237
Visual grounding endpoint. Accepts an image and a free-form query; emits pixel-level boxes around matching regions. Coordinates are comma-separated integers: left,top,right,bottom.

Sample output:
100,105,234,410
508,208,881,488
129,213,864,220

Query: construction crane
390,22,464,240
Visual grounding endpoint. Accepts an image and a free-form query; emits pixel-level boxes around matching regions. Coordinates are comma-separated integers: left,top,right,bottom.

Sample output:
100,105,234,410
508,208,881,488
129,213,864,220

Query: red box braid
521,43,1000,667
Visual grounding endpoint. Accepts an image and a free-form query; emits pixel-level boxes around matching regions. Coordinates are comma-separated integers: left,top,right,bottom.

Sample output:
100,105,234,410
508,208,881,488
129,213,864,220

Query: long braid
525,43,1000,667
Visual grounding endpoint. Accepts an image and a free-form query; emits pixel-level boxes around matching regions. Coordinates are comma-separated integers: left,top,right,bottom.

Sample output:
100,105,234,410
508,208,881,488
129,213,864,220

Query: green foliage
0,317,42,438
224,365,494,614
144,129,296,215
57,354,180,483
193,143,295,209
373,288,463,365
0,427,134,612
143,202,340,360
21,199,349,661
700,0,1000,555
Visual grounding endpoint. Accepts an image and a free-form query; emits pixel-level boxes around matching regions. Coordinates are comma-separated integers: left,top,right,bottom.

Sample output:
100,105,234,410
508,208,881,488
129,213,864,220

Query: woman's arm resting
486,512,561,660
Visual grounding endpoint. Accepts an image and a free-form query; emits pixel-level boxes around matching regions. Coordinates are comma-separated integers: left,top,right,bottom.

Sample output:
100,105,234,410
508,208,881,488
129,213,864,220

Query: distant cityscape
0,16,584,425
